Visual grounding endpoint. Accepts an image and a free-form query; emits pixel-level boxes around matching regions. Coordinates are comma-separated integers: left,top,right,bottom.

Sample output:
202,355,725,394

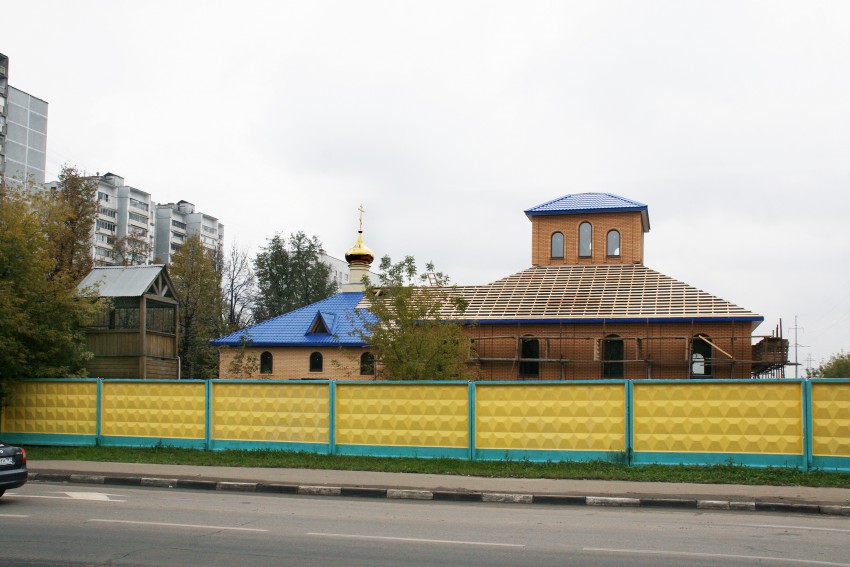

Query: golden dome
345,205,374,266
345,231,374,266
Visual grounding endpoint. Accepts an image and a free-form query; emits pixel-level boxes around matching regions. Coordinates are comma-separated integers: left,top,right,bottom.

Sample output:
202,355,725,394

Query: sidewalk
28,460,850,516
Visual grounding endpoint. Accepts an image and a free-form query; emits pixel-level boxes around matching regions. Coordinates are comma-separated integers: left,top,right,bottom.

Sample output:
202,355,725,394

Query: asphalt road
1,482,849,567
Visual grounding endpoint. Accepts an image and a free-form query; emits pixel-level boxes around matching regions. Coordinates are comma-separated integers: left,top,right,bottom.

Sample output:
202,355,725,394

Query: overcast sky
4,1,849,372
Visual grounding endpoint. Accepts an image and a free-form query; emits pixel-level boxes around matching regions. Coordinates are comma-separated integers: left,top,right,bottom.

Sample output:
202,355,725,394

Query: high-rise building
48,172,156,266
154,201,224,263
0,53,48,186
0,53,7,181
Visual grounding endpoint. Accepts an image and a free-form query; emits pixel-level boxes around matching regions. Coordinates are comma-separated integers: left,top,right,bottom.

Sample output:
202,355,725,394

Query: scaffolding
468,323,790,380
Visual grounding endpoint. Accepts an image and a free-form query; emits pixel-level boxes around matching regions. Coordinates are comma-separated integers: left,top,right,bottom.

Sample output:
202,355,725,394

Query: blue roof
525,193,650,230
211,292,374,347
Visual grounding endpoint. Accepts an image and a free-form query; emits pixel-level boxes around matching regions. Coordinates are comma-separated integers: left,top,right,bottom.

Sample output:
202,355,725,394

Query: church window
603,335,624,378
519,337,540,379
607,230,621,257
360,352,375,376
691,335,713,377
579,222,592,257
309,352,323,373
550,232,564,259
260,351,273,374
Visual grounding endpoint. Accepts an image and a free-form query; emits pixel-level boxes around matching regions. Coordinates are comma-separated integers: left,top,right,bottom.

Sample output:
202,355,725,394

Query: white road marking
0,514,29,518
728,523,850,534
88,519,268,532
585,547,850,566
307,532,524,548
12,492,125,502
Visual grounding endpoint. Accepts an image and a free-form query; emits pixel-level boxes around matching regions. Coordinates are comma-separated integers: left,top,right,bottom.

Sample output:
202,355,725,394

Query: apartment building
92,173,156,265
154,200,224,264
0,53,49,186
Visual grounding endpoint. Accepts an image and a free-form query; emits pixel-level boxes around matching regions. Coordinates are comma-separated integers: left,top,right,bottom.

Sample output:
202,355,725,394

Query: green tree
45,166,98,282
354,255,477,380
253,231,336,321
0,178,97,402
810,351,850,378
170,235,222,379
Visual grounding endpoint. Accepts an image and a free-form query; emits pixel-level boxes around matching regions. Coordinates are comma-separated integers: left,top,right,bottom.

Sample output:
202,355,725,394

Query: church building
213,193,788,380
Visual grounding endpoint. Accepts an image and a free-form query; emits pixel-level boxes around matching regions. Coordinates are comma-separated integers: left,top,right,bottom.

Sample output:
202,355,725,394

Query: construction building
214,193,789,380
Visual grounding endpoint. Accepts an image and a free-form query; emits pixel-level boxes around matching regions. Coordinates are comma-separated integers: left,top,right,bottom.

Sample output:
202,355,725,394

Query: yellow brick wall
530,211,645,266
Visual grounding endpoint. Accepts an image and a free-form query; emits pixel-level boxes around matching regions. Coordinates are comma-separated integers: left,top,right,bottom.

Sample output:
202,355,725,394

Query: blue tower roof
525,192,649,230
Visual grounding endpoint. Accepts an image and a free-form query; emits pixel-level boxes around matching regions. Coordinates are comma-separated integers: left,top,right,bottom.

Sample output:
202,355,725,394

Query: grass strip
23,445,850,488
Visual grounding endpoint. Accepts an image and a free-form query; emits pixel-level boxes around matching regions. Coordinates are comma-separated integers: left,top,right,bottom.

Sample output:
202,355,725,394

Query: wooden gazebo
77,265,179,379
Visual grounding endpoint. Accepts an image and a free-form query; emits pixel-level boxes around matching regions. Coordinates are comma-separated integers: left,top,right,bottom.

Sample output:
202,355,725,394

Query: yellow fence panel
336,384,468,448
812,382,850,458
476,383,625,451
101,382,206,439
633,382,803,454
1,380,97,435
212,382,329,443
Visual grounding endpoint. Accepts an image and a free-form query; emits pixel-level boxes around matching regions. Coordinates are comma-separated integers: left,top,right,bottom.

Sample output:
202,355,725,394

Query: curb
26,472,850,517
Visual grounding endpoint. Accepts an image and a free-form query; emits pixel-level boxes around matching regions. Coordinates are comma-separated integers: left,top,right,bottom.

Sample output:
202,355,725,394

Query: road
0,482,849,566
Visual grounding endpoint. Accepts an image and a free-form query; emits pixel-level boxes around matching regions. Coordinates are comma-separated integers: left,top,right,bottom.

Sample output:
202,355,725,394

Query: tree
354,255,477,380
253,231,336,321
170,235,222,379
0,177,98,402
44,166,98,283
113,233,152,266
226,334,259,378
221,240,256,332
810,351,850,378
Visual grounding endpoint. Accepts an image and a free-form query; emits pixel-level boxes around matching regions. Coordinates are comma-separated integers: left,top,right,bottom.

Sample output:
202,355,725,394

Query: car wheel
0,489,5,498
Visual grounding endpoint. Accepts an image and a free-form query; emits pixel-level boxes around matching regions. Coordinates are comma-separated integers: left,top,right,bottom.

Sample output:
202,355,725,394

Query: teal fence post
328,381,336,456
625,380,634,466
205,380,212,450
96,379,103,446
468,382,476,461
803,380,813,472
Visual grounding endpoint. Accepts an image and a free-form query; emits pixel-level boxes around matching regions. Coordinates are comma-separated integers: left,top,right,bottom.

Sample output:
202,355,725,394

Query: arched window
691,334,713,378
550,232,564,259
519,337,540,379
607,230,620,257
603,335,624,378
360,352,375,376
579,222,592,258
309,351,323,373
260,351,273,374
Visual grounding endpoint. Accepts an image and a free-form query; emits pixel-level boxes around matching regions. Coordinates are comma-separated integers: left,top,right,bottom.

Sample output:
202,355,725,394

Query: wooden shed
78,265,179,379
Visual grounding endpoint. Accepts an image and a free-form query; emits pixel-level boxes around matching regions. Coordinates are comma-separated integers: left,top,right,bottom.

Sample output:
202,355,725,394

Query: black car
0,442,27,497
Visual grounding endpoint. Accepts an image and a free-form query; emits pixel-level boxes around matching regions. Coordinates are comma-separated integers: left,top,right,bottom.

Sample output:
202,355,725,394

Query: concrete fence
1,378,848,471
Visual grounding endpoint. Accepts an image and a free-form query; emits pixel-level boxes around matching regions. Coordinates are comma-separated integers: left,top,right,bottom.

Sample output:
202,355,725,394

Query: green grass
24,445,850,488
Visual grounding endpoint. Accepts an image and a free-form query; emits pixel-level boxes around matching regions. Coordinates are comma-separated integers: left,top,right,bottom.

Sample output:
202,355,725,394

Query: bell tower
342,205,375,292
525,193,650,266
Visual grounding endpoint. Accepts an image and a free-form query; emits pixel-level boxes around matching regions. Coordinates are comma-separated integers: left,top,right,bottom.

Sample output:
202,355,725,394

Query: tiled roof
443,265,762,323
525,193,650,231
211,292,373,347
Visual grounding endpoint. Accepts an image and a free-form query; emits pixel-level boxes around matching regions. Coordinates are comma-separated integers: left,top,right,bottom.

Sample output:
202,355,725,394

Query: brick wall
219,346,377,380
530,210,645,266
218,319,754,381
468,320,754,380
